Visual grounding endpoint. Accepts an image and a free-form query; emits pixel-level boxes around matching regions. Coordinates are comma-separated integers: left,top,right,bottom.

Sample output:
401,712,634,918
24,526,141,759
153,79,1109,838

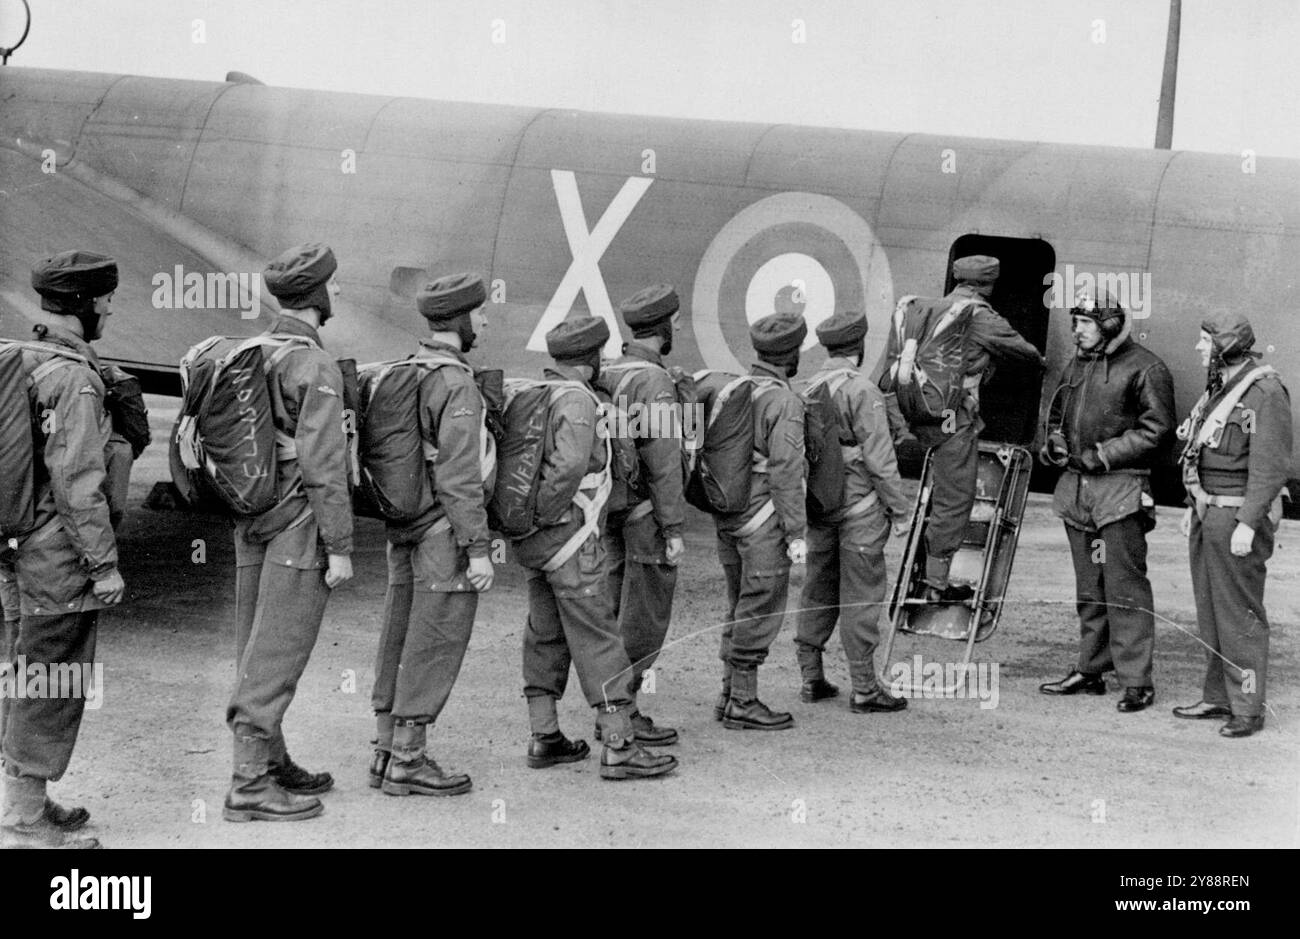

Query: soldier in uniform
714,312,808,731
1,251,126,849
1038,290,1176,713
515,316,678,781
369,274,494,796
223,243,355,822
795,312,912,714
908,255,1045,603
595,284,687,747
1173,312,1291,738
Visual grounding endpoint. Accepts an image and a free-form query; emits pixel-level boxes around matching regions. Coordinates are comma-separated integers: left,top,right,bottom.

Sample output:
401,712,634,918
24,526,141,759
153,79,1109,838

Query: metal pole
1155,0,1182,149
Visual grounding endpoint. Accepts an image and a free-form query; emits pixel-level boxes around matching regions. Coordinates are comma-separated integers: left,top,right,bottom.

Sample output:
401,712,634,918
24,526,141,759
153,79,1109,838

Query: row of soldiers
0,245,1290,848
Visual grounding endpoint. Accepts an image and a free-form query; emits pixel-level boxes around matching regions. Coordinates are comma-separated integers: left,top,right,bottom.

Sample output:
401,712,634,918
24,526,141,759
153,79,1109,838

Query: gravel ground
49,398,1299,848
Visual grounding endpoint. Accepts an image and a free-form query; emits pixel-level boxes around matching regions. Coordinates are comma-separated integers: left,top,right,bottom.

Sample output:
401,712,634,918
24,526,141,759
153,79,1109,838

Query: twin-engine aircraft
2,66,1297,505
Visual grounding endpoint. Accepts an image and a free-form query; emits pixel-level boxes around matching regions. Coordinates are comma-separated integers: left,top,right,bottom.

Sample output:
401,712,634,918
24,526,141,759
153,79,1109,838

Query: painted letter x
527,170,654,356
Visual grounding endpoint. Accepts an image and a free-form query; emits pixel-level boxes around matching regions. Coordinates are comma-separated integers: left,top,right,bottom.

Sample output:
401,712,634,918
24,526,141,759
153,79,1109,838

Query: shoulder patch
78,384,99,396
449,407,474,418
316,385,339,397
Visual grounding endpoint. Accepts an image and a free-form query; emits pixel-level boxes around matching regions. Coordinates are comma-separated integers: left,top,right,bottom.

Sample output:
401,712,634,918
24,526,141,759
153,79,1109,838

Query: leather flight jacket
1047,323,1176,474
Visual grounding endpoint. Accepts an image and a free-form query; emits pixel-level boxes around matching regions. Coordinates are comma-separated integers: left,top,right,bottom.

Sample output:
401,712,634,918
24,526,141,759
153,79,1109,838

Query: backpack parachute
354,355,494,523
685,370,755,515
0,342,36,540
801,369,854,522
882,295,980,426
600,361,699,516
101,364,151,459
171,335,310,516
488,379,605,539
1,340,91,540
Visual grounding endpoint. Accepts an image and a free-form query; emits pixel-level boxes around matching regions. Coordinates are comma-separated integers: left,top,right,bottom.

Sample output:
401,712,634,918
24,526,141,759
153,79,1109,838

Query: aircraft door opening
946,235,1055,445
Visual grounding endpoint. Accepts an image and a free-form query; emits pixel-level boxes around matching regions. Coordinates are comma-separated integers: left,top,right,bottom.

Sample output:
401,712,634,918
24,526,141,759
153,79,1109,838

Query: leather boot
599,742,679,780
713,663,733,722
597,706,677,780
381,720,472,797
2,775,100,849
268,753,334,796
723,667,794,731
527,732,590,768
1039,670,1106,696
267,730,332,795
797,646,840,702
1219,714,1265,738
43,798,90,831
223,735,323,823
368,712,395,789
594,710,679,746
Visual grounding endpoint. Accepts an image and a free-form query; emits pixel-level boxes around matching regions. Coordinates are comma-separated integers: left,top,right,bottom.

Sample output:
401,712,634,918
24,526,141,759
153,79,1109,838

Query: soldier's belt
1184,477,1245,519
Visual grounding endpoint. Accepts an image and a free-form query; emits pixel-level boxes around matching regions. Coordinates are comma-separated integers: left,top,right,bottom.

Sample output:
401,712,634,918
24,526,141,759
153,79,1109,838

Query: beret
816,310,868,348
546,315,611,359
418,273,486,322
263,243,337,306
618,284,678,330
31,250,118,301
1201,311,1258,361
953,255,1000,284
749,312,808,355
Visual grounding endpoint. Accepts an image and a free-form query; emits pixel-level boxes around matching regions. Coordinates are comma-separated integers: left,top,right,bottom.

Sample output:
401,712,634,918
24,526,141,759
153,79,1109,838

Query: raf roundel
690,192,893,373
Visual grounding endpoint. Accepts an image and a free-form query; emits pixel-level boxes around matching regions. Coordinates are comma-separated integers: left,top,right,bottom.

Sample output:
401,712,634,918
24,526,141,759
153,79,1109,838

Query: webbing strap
534,380,613,572
842,490,880,519
608,361,657,402
734,499,775,538
626,499,655,523
541,443,613,573
1193,365,1276,450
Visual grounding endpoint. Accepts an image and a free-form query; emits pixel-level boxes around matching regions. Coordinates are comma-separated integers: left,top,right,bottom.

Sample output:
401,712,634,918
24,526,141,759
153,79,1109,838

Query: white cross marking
527,170,654,357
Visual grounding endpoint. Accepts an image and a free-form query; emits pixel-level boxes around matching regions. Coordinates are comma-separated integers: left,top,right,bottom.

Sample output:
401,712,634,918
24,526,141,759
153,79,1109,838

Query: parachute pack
171,335,313,516
0,340,91,541
685,370,755,515
488,379,608,541
600,361,699,515
801,369,855,521
882,295,981,426
101,364,151,459
353,355,497,523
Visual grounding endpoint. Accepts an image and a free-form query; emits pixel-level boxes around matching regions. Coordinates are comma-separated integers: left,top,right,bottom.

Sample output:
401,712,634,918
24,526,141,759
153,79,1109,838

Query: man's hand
1230,522,1254,557
325,553,354,589
1180,507,1193,538
467,555,495,591
1039,431,1069,468
1067,447,1104,474
91,569,125,605
664,535,685,567
787,538,807,564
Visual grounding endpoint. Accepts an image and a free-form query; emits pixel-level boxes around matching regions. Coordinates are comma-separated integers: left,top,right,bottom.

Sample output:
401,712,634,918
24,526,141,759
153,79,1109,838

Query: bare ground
53,399,1299,848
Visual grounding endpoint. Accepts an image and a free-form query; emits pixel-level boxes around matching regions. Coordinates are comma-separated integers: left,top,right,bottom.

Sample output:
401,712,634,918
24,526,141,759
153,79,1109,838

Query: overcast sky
3,0,1297,158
